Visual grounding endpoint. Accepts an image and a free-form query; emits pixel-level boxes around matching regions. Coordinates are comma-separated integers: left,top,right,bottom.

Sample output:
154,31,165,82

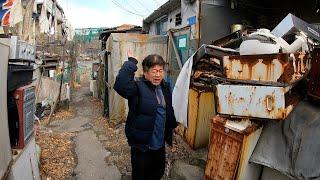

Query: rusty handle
266,95,274,111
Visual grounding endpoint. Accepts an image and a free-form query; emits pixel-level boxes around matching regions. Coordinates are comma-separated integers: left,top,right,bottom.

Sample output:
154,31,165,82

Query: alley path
49,70,121,180
41,61,206,180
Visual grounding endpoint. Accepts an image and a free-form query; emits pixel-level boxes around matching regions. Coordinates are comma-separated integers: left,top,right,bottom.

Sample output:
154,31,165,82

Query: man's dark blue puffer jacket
113,58,178,149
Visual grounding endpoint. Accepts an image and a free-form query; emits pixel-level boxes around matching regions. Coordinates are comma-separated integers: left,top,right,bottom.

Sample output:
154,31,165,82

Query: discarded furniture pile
177,13,320,179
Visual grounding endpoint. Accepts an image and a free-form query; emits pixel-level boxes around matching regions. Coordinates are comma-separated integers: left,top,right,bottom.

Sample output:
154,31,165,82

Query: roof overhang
143,0,181,24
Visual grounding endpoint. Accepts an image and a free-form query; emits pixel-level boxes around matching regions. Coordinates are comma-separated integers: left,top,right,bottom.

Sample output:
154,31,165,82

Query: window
175,13,182,26
156,17,168,36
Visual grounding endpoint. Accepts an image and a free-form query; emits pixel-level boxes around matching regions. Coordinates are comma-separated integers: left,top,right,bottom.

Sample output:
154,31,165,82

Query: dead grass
36,132,77,180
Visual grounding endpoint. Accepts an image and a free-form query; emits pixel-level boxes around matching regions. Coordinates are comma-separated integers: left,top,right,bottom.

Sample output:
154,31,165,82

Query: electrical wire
111,0,146,17
152,0,161,6
135,0,152,13
121,0,145,15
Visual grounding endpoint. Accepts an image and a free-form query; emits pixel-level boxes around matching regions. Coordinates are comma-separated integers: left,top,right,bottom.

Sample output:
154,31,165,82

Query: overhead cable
111,0,146,17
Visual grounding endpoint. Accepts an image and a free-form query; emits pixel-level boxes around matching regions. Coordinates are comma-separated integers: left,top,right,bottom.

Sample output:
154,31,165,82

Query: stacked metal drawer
216,52,309,120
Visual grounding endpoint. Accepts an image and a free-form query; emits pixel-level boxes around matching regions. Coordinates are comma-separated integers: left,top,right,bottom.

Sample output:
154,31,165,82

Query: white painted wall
167,7,183,30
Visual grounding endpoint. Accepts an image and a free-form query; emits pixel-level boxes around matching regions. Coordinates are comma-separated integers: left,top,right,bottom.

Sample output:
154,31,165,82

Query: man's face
144,65,164,86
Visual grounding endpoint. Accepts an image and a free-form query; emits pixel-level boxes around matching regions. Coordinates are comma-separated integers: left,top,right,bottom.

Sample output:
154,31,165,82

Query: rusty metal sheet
308,48,320,100
223,53,310,85
216,84,298,120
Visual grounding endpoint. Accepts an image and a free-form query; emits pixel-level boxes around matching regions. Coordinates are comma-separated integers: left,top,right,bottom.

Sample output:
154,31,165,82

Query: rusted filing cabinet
205,116,263,180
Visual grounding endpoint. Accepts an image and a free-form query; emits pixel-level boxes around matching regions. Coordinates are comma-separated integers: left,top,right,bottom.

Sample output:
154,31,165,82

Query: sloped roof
143,0,181,24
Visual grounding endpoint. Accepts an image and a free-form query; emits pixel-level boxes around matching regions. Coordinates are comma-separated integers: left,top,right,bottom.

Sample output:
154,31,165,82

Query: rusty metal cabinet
205,116,263,180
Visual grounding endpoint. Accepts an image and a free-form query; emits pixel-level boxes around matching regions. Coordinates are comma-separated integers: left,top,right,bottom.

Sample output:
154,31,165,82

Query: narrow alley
36,61,206,180
40,63,122,179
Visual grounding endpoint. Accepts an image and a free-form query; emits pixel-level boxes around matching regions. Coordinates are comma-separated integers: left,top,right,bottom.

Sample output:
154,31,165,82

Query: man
113,52,178,180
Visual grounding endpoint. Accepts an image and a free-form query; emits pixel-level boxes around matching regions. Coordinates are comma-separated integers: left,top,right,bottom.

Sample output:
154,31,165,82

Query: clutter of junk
1,36,37,150
180,13,320,179
0,34,42,179
1,34,70,179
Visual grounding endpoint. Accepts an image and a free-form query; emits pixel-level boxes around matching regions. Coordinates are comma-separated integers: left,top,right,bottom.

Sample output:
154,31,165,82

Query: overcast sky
55,0,168,29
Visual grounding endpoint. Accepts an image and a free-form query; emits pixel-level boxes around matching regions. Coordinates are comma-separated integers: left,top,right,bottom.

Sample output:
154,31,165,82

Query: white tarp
172,45,236,127
107,33,168,124
172,52,195,128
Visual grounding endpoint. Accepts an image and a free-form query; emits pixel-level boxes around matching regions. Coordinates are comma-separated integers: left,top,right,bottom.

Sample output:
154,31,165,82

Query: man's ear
143,71,148,77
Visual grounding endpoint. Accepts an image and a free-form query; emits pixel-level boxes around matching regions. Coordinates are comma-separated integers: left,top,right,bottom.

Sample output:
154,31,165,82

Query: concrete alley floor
47,70,121,180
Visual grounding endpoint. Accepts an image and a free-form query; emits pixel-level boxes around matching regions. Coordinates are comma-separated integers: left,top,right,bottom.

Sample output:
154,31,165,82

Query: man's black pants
131,146,165,180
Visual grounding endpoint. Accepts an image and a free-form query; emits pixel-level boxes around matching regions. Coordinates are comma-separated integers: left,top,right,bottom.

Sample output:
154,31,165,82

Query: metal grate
23,86,35,142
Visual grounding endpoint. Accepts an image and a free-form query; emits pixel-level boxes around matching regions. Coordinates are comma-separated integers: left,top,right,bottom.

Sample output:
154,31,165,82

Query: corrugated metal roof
143,0,181,24
99,25,142,41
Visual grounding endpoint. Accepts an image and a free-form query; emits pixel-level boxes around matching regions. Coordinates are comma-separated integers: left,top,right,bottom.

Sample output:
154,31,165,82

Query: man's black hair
142,54,165,72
